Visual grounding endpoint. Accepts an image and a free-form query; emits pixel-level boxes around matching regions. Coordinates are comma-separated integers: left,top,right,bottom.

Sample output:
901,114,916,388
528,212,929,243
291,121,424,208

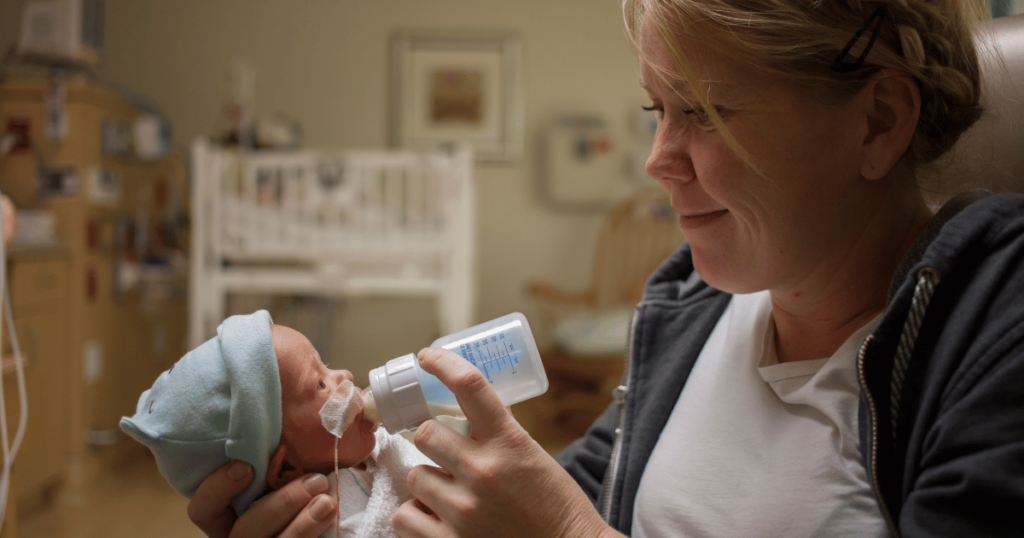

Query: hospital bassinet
188,140,475,348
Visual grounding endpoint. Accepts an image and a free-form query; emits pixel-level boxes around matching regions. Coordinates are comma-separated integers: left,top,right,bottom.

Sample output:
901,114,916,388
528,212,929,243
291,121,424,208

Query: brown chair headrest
937,14,1024,193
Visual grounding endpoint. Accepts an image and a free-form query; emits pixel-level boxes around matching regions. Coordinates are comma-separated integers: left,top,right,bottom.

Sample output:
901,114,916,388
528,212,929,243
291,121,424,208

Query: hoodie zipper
601,307,638,524
857,334,900,537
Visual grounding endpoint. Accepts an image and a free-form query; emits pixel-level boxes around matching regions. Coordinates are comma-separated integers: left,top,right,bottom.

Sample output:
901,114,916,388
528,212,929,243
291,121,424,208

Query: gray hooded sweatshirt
558,191,1024,537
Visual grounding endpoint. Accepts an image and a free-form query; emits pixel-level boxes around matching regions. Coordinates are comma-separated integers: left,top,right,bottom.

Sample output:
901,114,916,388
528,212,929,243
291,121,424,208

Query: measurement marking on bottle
502,341,518,373
474,334,523,382
503,341,517,362
485,346,495,382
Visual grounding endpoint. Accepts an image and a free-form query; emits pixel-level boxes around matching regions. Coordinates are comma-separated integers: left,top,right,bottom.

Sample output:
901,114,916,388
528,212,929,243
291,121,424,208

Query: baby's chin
331,418,378,469
352,420,378,463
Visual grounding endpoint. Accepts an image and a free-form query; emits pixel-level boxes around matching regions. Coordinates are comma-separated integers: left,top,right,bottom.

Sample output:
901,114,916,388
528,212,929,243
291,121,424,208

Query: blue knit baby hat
120,310,282,515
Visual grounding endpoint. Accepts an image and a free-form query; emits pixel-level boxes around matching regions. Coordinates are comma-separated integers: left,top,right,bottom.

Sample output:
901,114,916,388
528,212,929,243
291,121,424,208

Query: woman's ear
859,70,921,180
266,442,305,489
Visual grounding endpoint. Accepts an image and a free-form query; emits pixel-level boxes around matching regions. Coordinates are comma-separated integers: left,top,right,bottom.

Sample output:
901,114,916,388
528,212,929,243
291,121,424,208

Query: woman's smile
678,209,729,230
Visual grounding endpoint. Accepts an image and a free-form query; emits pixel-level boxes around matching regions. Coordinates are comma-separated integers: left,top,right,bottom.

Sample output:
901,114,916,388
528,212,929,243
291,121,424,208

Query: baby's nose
331,369,354,384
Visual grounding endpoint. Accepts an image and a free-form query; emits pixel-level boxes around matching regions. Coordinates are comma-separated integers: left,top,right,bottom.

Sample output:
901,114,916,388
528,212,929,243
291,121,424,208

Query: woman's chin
691,249,764,294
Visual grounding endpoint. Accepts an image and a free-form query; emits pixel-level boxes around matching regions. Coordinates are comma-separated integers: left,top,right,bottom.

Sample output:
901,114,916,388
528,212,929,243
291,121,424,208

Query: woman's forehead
640,59,747,106
638,23,747,97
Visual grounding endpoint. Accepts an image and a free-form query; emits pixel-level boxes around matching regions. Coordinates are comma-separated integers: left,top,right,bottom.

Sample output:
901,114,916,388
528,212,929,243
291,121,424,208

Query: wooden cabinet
2,244,70,520
0,481,15,538
0,364,17,538
0,76,188,470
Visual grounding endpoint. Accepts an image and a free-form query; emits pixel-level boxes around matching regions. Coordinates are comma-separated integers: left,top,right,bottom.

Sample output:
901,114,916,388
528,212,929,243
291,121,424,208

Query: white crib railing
188,139,476,348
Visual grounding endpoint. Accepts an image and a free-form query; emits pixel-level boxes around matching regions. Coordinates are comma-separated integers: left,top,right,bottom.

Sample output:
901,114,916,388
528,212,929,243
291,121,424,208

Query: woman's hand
392,347,623,538
188,460,338,538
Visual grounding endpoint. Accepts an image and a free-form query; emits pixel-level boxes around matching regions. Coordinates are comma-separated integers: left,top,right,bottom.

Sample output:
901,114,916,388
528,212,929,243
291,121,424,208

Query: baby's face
272,325,376,475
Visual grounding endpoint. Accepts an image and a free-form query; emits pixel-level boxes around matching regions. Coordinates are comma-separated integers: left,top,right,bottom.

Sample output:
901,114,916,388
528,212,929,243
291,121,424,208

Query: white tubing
4,291,27,460
0,189,28,528
0,193,8,527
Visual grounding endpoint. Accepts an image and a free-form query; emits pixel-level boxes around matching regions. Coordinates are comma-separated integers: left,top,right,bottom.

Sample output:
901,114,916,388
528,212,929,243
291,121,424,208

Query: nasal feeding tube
362,312,548,435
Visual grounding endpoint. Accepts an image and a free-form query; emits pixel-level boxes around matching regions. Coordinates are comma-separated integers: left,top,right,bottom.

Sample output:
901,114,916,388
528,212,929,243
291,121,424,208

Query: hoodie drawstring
890,267,941,445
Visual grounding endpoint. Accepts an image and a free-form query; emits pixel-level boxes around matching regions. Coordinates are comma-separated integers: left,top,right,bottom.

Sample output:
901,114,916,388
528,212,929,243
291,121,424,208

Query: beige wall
0,0,648,381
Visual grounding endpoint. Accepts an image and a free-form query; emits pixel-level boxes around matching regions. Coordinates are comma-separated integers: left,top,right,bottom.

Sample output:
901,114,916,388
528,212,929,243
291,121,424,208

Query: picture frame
390,30,524,162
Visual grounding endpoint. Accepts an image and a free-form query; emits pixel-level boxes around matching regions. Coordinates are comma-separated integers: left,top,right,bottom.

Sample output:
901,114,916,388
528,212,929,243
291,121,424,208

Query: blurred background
0,1,1018,537
0,0,678,536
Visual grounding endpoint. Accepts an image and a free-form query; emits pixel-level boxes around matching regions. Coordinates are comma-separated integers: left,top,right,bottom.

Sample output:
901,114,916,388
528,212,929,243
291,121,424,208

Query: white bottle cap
367,353,432,434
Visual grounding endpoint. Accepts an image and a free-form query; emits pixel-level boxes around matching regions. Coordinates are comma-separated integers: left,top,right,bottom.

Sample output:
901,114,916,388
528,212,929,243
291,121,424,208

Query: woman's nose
645,124,695,184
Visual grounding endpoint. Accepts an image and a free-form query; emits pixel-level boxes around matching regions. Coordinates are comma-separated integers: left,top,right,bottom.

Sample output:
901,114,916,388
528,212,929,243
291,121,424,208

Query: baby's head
120,311,376,515
268,324,376,488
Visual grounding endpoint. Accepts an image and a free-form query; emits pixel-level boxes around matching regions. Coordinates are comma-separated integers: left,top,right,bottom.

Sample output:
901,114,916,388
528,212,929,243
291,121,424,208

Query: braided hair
624,0,985,169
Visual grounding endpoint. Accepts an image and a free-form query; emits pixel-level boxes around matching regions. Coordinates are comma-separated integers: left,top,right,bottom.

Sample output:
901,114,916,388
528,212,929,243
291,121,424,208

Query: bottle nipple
361,390,381,424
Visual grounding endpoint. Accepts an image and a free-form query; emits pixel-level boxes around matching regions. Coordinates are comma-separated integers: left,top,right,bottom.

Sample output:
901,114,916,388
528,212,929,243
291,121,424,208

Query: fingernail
309,495,335,522
303,474,329,495
227,461,252,481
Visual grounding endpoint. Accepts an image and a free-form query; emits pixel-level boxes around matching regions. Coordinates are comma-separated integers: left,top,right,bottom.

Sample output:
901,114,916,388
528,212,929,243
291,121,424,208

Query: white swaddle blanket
320,427,435,538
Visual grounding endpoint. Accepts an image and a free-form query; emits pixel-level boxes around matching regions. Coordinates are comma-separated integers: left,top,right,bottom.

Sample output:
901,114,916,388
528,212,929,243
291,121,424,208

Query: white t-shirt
632,291,890,538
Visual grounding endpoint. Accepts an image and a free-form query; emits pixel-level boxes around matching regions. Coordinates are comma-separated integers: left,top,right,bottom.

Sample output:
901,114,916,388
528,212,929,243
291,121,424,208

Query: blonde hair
624,0,987,170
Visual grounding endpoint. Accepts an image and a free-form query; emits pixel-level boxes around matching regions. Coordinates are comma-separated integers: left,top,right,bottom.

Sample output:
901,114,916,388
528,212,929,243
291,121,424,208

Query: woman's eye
642,104,713,126
685,107,712,124
318,380,326,390
641,104,664,122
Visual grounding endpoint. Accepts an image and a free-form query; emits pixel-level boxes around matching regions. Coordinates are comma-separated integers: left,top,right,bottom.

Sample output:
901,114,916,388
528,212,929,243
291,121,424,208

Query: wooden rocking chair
523,187,684,445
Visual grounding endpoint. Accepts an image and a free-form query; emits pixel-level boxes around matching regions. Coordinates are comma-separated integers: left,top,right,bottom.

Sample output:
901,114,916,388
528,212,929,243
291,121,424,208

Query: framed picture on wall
390,30,524,162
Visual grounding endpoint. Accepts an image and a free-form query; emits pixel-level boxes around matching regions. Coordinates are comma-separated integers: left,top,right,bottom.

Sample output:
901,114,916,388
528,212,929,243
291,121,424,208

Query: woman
188,0,1024,536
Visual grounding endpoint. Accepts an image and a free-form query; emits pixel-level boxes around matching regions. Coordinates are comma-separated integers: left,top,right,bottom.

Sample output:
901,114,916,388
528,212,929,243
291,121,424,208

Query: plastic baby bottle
362,312,547,434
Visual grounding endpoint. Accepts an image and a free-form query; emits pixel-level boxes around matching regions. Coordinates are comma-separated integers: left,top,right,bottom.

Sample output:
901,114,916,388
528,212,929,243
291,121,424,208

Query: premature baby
120,310,432,538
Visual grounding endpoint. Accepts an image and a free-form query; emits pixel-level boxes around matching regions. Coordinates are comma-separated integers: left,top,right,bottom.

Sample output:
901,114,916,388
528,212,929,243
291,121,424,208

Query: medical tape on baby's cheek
319,379,364,437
